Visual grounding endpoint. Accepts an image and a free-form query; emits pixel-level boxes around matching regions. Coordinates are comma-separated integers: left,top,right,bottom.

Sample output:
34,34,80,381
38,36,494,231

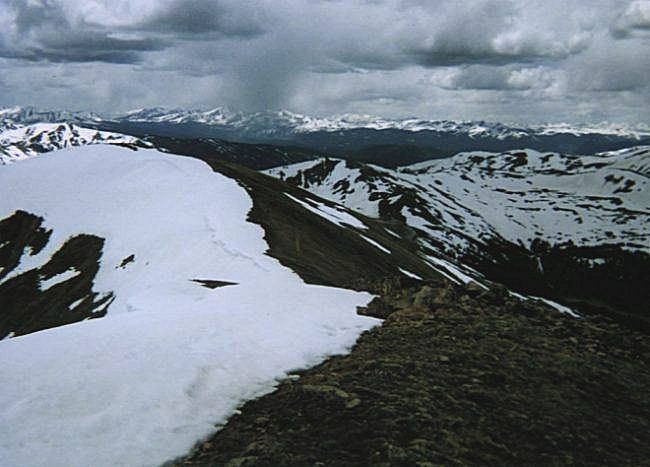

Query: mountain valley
0,109,648,466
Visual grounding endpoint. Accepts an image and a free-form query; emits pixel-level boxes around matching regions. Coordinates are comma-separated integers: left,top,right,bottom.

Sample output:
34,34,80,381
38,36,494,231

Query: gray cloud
11,0,64,33
438,67,520,91
1,0,166,63
611,0,650,38
404,0,591,67
433,65,560,92
1,0,261,65
134,0,265,39
221,43,307,111
566,35,650,93
20,33,166,64
410,47,532,68
0,0,647,124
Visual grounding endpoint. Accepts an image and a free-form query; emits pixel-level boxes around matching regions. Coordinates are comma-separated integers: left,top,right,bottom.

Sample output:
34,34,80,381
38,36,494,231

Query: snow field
0,146,378,467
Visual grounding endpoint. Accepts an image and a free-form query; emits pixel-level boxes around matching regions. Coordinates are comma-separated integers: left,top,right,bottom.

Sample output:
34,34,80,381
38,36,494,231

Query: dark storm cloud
134,0,265,39
17,31,165,64
11,0,64,33
1,0,264,66
409,43,546,67
1,0,166,64
438,67,520,91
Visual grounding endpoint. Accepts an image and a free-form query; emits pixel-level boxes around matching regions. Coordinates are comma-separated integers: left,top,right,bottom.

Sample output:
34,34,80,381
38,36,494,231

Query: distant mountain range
3,106,649,163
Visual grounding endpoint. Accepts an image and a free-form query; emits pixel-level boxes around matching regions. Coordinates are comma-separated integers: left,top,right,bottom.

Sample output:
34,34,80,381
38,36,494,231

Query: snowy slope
0,123,147,164
0,146,378,467
402,147,649,251
265,147,650,256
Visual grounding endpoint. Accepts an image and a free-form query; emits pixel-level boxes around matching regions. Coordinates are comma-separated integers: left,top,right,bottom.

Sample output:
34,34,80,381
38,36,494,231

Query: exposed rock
0,211,112,338
357,296,395,319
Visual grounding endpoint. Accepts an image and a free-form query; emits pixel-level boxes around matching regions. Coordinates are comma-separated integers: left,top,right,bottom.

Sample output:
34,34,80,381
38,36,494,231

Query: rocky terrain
175,277,650,466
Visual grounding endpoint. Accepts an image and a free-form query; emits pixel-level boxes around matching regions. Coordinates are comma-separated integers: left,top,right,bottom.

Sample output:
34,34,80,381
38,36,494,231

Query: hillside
1,145,438,467
266,148,650,329
176,277,650,467
0,127,648,466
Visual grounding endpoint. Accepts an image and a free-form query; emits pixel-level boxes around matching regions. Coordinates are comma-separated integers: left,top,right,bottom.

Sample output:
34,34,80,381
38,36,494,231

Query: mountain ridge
265,147,650,329
3,106,649,158
5,105,648,138
1,117,648,466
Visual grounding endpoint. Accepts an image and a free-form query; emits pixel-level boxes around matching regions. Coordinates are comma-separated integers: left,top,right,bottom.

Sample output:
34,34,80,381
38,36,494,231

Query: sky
0,0,649,124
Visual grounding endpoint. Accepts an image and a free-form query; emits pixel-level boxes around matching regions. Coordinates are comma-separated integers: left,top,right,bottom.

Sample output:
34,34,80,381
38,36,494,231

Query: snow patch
0,146,379,467
360,235,391,254
285,193,367,230
398,268,422,280
509,291,528,301
385,228,401,238
39,269,80,291
1,123,146,165
272,148,650,256
68,297,85,310
535,297,581,318
509,291,580,318
426,256,476,285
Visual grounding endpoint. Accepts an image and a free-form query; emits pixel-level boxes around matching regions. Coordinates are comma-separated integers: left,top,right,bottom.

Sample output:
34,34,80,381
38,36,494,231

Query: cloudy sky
1,0,649,123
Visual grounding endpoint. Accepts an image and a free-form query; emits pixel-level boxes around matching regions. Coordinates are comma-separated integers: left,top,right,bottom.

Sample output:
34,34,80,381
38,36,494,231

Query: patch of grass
175,280,650,466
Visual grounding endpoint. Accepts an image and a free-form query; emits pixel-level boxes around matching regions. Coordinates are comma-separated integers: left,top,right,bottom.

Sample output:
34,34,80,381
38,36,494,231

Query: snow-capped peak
0,106,101,129
4,106,648,141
